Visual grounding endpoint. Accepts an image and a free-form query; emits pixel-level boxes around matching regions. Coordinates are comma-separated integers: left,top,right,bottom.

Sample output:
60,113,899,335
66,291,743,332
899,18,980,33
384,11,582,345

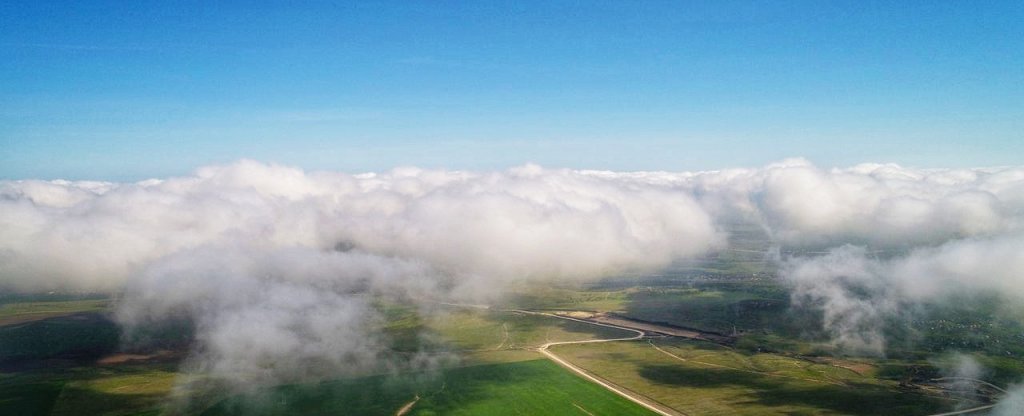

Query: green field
553,338,950,415
0,300,651,416
0,296,179,416
203,359,656,416
2,275,1019,416
0,363,178,416
0,312,121,363
0,299,110,325
426,309,633,356
0,295,128,366
500,286,631,312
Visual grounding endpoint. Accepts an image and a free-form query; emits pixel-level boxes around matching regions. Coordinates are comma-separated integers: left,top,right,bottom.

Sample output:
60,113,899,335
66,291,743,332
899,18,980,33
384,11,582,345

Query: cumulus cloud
779,234,1024,354
3,158,1024,384
116,245,438,385
667,159,1024,355
0,160,723,293
782,245,896,354
677,158,1024,247
0,160,723,384
8,158,1022,294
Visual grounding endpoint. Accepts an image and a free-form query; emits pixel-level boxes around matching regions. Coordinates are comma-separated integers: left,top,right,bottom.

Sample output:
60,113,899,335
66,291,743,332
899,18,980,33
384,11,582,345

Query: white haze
994,385,1024,416
117,245,439,385
937,353,987,410
3,159,1024,386
0,160,722,384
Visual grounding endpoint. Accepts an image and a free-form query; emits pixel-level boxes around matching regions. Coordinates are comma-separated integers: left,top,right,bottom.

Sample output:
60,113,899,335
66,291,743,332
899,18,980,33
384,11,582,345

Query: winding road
439,304,1006,416
514,310,682,416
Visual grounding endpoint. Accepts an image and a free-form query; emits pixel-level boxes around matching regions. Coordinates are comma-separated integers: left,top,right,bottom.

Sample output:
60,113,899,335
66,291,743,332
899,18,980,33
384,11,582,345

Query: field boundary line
648,340,848,387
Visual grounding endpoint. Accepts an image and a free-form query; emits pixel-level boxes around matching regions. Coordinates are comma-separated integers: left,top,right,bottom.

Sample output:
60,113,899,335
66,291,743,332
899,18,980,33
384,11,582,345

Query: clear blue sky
2,1,1022,180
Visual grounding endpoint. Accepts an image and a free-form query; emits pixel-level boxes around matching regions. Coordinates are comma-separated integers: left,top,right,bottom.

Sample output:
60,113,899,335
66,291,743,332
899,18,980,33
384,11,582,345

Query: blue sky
2,1,1022,180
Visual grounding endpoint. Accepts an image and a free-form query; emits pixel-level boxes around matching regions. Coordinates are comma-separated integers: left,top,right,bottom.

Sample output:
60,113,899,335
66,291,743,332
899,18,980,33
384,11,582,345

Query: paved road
436,303,680,414
515,310,683,416
923,377,1006,416
443,303,1010,416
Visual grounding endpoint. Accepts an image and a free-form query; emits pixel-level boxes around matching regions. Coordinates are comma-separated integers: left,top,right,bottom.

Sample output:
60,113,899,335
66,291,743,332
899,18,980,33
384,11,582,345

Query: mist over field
3,158,1024,384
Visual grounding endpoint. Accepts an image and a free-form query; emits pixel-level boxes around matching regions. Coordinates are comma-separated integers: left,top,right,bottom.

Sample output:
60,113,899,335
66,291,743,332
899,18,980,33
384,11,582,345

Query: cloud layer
0,160,722,382
0,161,722,293
3,158,1024,383
680,158,1024,247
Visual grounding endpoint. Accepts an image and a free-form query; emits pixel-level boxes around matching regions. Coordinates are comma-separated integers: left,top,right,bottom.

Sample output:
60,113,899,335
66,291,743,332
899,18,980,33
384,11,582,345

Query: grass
620,281,803,336
0,297,123,363
49,365,178,416
3,286,1017,415
0,299,110,326
501,275,797,337
0,373,65,416
0,297,187,416
553,338,951,415
0,364,177,416
425,309,632,358
203,359,656,416
0,300,644,416
501,287,631,312
0,311,121,363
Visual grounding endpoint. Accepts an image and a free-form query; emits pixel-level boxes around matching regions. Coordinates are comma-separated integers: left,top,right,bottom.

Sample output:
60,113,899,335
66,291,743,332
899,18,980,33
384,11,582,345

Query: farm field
0,352,179,416
425,308,634,357
0,299,652,416
553,338,949,415
202,359,657,416
2,277,1019,416
0,298,110,326
0,295,173,416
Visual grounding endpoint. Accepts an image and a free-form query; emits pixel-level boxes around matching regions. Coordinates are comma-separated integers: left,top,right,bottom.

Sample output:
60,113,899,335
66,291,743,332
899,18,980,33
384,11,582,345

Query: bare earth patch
395,394,420,416
97,350,177,365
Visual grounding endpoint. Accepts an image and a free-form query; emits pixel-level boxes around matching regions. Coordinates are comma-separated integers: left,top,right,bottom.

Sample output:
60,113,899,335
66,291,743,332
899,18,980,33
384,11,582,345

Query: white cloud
0,160,723,292
677,159,1024,247
780,234,1024,354
0,160,723,384
116,245,436,384
4,158,1024,380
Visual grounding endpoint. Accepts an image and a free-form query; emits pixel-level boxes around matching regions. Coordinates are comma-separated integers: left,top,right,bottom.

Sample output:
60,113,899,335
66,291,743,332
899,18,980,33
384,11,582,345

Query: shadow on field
204,360,653,416
198,362,503,413
636,364,947,415
47,384,166,416
0,363,177,416
0,312,192,371
0,377,65,416
0,310,192,416
0,312,120,370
